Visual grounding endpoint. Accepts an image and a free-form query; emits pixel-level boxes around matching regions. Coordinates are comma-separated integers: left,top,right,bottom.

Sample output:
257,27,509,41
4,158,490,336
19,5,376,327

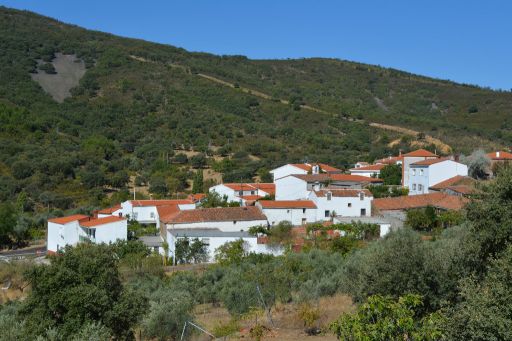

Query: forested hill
0,6,510,211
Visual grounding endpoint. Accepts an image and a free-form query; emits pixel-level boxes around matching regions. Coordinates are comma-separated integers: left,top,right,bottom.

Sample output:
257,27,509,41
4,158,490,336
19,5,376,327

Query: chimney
497,151,500,158
399,150,402,157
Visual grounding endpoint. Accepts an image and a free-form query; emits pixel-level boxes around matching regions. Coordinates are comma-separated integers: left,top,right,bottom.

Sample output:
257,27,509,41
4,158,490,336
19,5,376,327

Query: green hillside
0,6,510,212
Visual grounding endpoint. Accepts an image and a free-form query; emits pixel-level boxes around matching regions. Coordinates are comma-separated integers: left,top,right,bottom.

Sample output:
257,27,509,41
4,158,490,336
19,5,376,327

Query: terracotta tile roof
350,164,386,172
329,174,383,183
131,200,194,207
48,214,89,225
223,183,257,191
403,149,439,157
258,200,317,209
156,205,182,222
164,206,267,224
187,193,206,202
80,216,126,227
97,204,121,215
446,186,474,195
372,192,467,211
487,151,512,160
429,175,475,190
314,189,372,198
291,174,383,183
289,163,341,173
240,195,262,201
411,157,452,166
251,183,276,195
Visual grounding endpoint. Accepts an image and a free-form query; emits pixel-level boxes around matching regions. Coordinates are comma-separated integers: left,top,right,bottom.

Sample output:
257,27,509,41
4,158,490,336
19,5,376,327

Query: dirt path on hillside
129,55,452,153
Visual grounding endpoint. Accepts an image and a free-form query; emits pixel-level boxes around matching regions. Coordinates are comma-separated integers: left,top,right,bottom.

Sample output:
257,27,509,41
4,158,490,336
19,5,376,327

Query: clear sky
1,0,511,89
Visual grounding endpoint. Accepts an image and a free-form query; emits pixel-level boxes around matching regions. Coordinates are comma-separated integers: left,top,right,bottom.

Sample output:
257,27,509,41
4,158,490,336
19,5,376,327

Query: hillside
0,6,509,212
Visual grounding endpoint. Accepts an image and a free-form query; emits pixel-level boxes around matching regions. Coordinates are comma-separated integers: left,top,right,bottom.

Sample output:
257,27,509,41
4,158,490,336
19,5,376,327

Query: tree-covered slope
0,6,509,212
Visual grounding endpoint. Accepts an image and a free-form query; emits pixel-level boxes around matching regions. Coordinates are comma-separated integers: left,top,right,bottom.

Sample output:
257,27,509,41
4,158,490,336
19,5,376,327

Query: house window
302,218,307,225
359,192,365,200
418,184,423,191
251,191,255,195
360,208,367,216
420,169,424,176
202,238,210,246
412,184,417,190
302,208,306,214
326,192,332,201
133,212,138,220
239,190,243,196
412,169,416,176
324,210,330,218
348,203,352,207
150,212,155,219
287,209,291,213
233,220,237,224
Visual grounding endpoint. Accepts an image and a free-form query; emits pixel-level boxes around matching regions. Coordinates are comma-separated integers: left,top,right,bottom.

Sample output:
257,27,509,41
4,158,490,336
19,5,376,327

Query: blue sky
2,0,511,89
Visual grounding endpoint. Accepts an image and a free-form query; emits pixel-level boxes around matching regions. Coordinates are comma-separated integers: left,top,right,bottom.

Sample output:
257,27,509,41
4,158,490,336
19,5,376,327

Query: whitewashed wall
274,176,309,200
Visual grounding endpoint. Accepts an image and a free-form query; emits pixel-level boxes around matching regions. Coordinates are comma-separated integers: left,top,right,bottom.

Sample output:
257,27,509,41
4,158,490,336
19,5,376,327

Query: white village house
408,158,468,195
401,149,439,186
275,174,382,200
208,183,275,205
47,215,127,253
269,163,341,182
256,200,318,226
309,188,373,220
160,206,279,261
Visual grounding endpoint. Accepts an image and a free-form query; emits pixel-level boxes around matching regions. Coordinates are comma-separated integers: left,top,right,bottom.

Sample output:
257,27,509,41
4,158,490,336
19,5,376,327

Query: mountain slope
0,6,508,211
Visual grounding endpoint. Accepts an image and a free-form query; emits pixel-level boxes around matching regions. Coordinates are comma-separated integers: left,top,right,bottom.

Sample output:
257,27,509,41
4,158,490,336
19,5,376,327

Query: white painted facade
334,216,392,238
309,190,373,220
402,156,438,186
270,164,309,182
167,231,282,262
257,206,317,226
274,176,310,200
408,160,468,195
47,217,127,253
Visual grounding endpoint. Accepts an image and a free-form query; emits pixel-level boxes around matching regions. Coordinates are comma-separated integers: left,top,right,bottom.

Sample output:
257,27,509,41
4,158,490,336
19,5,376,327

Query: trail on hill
130,55,452,154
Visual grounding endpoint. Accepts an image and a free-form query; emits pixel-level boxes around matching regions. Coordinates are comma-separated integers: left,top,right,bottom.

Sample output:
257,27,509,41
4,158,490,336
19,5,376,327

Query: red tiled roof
291,173,383,183
411,157,451,166
251,183,276,195
314,189,372,198
164,206,267,224
240,195,262,201
329,174,383,183
97,204,121,215
350,164,386,172
80,215,126,227
372,192,467,211
156,205,182,222
223,183,257,191
289,163,341,172
429,175,475,190
374,156,404,165
403,149,439,158
446,186,474,195
258,200,317,209
187,193,206,202
487,151,512,160
131,200,194,207
48,214,89,225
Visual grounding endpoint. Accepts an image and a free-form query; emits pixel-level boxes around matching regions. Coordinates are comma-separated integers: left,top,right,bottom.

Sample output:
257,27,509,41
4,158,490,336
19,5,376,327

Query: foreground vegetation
2,168,512,340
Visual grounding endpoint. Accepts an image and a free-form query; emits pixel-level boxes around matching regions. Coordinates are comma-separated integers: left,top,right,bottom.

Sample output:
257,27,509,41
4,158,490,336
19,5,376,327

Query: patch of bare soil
192,294,354,340
31,53,86,102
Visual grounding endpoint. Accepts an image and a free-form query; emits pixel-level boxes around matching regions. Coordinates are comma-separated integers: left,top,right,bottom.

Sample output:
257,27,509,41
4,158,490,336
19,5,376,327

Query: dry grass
192,294,354,341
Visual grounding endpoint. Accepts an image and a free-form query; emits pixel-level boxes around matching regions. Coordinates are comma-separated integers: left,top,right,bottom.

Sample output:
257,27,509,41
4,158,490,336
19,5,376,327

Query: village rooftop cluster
47,149,512,262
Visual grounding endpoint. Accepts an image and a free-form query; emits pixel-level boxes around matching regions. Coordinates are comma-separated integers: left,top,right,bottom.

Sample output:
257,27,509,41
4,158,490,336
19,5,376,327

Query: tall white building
408,159,468,195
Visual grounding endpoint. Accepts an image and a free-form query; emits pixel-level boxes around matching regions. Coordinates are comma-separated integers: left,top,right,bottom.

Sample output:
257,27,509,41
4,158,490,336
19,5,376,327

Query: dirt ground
31,53,86,102
191,294,354,341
